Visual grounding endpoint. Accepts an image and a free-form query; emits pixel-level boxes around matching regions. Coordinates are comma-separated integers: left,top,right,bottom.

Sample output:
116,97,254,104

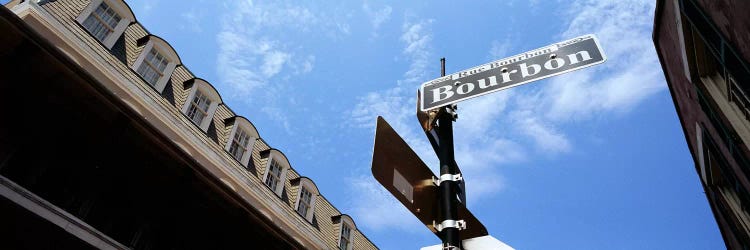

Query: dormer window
293,177,319,222
334,214,356,250
261,149,291,196
76,0,135,49
180,78,221,131
224,116,259,167
136,48,169,86
131,35,181,93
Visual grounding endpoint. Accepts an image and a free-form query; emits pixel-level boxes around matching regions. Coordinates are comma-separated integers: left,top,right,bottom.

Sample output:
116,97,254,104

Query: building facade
653,0,750,249
0,0,377,249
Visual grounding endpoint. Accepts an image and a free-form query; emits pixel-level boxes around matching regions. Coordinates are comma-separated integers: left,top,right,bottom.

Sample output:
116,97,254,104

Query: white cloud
180,8,203,33
489,39,512,61
511,110,571,154
363,3,392,37
216,1,356,131
542,0,662,121
260,50,290,77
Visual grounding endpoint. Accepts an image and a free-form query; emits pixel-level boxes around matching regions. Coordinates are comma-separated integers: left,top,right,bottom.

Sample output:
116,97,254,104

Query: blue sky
11,0,726,249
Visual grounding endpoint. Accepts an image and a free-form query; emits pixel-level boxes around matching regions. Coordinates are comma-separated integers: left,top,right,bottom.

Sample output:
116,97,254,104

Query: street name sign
420,34,606,111
371,116,488,241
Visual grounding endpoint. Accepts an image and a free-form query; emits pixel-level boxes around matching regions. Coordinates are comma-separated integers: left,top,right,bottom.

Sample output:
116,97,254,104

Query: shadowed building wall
654,0,750,249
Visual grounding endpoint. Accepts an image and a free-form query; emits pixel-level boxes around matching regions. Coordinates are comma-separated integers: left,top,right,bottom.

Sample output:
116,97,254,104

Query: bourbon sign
419,34,606,111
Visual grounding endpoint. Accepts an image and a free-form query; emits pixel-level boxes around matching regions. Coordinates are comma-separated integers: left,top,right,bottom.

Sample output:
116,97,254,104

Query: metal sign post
435,58,462,249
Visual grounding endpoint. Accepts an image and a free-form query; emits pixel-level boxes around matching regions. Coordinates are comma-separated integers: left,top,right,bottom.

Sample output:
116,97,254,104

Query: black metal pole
438,57,461,249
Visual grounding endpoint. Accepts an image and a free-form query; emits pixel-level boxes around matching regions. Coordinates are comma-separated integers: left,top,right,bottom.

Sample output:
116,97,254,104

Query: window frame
186,90,211,125
293,177,319,222
131,36,180,93
262,149,290,196
180,79,221,131
75,0,134,49
224,117,260,167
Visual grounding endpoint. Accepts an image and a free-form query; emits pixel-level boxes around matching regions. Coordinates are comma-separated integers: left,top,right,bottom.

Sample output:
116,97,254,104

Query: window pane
230,129,252,161
229,143,242,160
297,188,313,217
146,49,156,62
339,225,351,250
297,202,308,217
137,49,169,86
265,160,282,191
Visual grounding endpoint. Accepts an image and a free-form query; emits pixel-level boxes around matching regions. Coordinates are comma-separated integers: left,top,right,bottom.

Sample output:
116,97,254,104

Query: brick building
0,0,377,249
653,0,750,248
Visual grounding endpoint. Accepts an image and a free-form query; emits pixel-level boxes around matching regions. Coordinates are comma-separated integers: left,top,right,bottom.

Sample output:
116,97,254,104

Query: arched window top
137,35,182,66
184,78,222,104
295,177,320,195
334,214,357,230
105,0,136,23
265,148,291,169
226,116,260,139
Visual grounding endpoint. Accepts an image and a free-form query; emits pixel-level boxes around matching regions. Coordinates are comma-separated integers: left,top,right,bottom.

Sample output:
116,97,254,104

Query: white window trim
225,122,257,166
75,0,131,49
337,218,355,250
181,82,220,131
294,179,318,222
132,41,178,93
674,0,691,82
262,151,290,196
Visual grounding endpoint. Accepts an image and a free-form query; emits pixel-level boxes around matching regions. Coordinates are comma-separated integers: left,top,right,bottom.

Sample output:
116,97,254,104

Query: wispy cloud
217,2,314,94
535,0,662,122
216,1,349,131
363,3,392,38
489,39,512,61
179,8,203,33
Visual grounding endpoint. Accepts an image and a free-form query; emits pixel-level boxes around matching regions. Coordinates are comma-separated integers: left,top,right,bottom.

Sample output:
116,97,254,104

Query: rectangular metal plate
420,34,606,111
371,116,488,240
393,169,414,202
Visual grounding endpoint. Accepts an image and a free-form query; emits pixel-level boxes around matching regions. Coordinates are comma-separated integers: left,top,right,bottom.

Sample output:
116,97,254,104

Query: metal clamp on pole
432,173,462,186
434,219,466,232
